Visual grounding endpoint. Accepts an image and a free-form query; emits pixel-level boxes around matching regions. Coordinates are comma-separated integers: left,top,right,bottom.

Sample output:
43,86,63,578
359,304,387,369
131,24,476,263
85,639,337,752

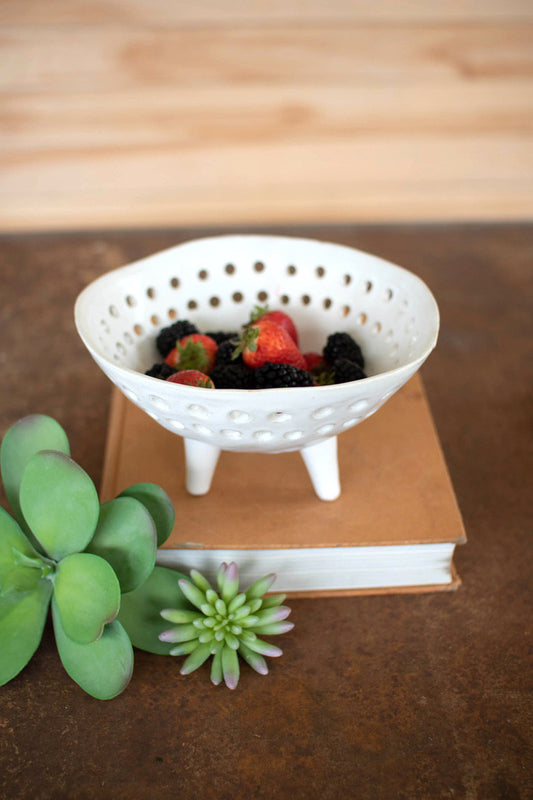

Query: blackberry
255,362,314,389
210,363,256,390
323,332,365,369
156,320,198,357
333,357,366,384
205,330,238,345
215,338,241,366
145,362,176,380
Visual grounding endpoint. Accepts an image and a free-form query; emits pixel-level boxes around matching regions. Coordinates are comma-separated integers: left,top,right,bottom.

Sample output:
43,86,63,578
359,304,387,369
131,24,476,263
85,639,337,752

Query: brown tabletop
1,224,531,800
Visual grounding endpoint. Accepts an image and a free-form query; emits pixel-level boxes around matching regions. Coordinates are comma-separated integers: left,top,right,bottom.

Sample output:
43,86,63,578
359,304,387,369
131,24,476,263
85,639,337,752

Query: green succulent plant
0,414,176,700
159,562,294,689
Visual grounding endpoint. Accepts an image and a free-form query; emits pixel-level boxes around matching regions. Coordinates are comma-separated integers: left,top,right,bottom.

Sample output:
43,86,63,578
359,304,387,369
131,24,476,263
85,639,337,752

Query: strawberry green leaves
19,451,99,561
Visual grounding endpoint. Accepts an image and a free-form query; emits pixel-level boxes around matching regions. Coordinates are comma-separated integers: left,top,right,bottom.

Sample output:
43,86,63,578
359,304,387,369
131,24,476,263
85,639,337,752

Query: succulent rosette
159,562,294,689
0,414,175,699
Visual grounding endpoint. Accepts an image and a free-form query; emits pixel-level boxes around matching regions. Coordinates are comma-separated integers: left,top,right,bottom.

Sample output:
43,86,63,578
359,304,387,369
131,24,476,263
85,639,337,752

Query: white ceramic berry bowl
74,234,439,501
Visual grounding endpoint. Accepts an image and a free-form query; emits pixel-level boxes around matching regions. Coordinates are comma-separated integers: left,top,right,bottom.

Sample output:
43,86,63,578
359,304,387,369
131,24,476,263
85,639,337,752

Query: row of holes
111,292,406,319
104,300,413,344
128,314,392,340
122,271,395,303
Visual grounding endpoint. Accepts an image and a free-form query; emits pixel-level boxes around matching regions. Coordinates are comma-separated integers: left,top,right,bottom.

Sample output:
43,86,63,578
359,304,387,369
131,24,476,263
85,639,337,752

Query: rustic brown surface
0,224,531,799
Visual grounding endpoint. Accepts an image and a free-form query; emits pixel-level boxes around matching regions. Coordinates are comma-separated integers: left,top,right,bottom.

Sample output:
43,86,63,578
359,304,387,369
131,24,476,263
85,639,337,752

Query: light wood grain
3,25,533,92
0,3,532,230
2,0,533,25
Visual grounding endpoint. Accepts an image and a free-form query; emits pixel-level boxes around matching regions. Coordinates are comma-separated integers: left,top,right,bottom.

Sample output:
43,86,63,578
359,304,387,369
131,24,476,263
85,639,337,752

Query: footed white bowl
74,234,439,501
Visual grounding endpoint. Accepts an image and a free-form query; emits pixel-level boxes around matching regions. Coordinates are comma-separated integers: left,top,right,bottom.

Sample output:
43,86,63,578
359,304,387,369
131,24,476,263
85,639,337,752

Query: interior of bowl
75,234,439,384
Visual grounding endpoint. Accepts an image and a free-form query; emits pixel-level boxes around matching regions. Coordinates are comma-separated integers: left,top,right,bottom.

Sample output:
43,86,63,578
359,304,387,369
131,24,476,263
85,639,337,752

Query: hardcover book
100,375,466,597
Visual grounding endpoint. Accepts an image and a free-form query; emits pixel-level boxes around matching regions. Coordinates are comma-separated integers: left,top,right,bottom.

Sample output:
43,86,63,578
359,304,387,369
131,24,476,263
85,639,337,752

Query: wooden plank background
1,0,532,231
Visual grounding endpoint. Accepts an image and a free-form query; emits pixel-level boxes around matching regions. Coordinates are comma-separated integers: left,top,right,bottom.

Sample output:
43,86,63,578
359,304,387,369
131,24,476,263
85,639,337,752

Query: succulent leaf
210,648,223,685
0,415,70,532
260,593,287,609
54,553,121,644
190,569,212,593
0,580,53,686
85,497,157,593
220,561,239,604
52,598,133,700
169,640,198,657
254,605,292,624
238,641,269,675
249,621,295,636
19,451,99,561
227,592,247,613
243,637,283,658
159,623,197,643
117,565,190,655
180,642,213,675
0,506,49,595
1,562,43,596
118,483,174,547
160,607,200,624
178,578,207,611
221,645,239,690
245,573,276,600
216,562,227,593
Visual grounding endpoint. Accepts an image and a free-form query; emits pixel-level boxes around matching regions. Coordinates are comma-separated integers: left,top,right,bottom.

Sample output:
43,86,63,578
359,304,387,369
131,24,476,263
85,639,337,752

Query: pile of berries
145,306,367,389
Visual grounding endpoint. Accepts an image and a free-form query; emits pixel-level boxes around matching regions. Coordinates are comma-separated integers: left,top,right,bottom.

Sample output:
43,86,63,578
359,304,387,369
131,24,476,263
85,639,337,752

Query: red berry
303,352,326,372
303,352,334,385
249,306,299,346
164,334,217,373
238,319,306,370
166,370,214,388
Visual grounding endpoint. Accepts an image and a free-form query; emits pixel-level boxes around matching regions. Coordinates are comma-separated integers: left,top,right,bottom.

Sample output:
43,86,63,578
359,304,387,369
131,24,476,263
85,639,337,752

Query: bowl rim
74,233,440,397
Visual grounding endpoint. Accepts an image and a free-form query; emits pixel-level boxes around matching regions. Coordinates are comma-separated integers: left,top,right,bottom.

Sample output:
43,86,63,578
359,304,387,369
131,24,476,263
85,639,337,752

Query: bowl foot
183,435,340,501
300,436,341,501
183,438,221,495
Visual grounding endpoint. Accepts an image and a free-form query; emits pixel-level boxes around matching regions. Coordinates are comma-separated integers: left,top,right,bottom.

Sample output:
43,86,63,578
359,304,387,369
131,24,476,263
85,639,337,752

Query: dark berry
215,338,241,366
323,332,364,369
210,363,256,390
156,320,198,357
333,357,366,384
145,362,176,380
254,362,314,389
205,330,239,345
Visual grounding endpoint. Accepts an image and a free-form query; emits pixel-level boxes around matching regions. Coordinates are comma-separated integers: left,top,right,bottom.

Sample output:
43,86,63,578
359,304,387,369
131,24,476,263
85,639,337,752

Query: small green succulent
0,414,175,699
159,562,293,689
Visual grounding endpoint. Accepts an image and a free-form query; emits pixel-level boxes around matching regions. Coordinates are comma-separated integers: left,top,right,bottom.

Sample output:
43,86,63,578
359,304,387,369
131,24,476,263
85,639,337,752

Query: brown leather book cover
100,375,465,596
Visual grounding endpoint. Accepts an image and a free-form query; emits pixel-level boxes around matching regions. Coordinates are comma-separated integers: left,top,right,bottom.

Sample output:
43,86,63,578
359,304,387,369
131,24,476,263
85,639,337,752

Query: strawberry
248,306,299,346
303,351,334,385
166,370,214,388
303,352,326,372
164,334,218,373
235,319,306,370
